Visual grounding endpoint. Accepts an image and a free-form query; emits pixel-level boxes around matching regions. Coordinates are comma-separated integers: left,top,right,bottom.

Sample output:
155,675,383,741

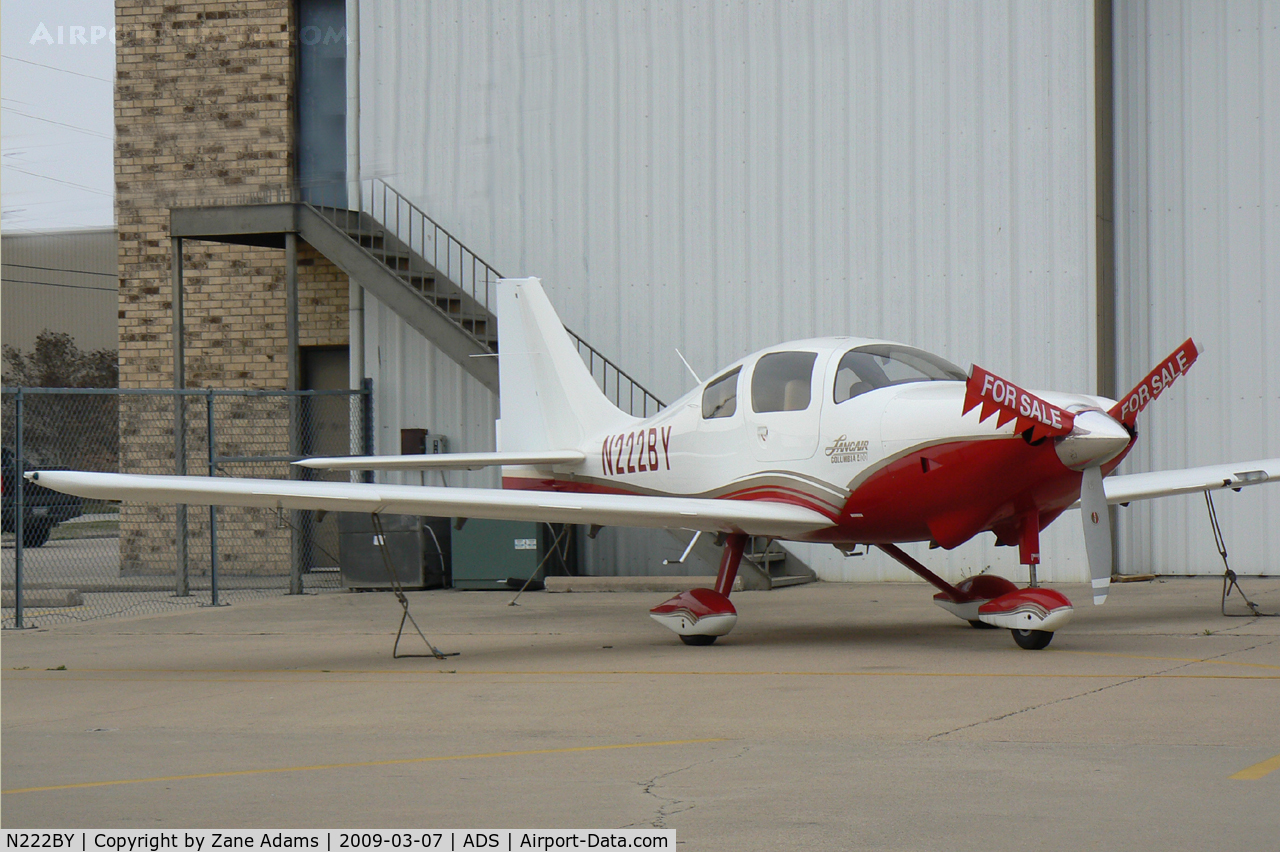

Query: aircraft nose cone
1055,410,1132,470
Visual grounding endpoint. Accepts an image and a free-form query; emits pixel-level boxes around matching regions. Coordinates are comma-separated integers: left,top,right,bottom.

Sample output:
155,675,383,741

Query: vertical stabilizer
496,278,637,452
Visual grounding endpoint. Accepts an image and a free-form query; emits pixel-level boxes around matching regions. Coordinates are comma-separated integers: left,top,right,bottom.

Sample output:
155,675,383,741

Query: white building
348,0,1277,581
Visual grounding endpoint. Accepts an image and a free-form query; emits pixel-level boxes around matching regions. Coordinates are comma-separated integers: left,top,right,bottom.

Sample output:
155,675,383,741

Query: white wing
27,471,834,539
295,451,586,472
1101,458,1280,505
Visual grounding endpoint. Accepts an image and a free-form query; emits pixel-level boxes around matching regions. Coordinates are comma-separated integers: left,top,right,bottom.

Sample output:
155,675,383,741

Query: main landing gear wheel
679,634,718,646
1011,628,1054,650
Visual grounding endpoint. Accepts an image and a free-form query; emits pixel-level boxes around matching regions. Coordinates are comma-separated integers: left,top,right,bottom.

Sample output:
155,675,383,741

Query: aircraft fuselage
502,336,1131,552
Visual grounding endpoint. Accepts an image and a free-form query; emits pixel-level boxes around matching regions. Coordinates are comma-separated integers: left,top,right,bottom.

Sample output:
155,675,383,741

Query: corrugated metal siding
359,0,1097,581
364,297,499,488
1114,0,1279,576
1,229,118,353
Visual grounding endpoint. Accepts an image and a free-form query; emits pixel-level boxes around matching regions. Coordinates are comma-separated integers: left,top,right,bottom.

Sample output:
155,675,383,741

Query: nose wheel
1010,628,1054,650
680,634,719,646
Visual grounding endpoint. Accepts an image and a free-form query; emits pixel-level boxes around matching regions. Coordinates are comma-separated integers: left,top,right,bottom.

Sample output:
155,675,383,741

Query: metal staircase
744,536,816,589
308,182,500,354
172,179,663,416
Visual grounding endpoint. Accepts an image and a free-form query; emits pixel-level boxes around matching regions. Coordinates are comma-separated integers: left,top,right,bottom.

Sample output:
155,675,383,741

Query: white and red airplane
31,279,1279,649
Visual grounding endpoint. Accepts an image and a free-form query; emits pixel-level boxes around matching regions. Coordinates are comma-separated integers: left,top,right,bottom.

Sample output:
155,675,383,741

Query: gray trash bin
337,513,450,590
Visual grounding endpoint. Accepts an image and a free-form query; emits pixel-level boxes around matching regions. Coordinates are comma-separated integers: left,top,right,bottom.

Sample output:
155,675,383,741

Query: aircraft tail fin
496,278,637,452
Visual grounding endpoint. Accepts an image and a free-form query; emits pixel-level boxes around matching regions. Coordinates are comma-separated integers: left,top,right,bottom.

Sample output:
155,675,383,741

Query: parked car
1,447,84,547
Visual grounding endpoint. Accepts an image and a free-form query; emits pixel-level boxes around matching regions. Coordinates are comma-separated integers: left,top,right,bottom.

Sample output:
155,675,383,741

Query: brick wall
116,1,349,575
298,244,350,348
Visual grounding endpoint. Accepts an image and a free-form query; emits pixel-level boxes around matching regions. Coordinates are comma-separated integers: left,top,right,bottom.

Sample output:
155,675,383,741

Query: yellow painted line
2,737,729,795
1061,650,1280,670
1230,752,1280,780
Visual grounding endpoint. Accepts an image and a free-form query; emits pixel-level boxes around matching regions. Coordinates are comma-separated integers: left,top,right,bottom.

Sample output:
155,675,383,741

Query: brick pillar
115,2,349,576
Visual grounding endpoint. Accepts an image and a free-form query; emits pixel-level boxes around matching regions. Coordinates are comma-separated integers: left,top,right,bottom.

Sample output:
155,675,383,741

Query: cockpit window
833,345,967,403
752,351,818,413
702,367,741,419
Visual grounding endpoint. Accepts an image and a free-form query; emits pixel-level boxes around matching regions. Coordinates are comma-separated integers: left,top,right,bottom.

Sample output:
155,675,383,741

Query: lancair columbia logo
825,435,869,464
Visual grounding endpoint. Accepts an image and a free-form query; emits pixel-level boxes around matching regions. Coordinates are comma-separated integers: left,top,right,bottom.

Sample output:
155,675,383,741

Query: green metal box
450,519,541,590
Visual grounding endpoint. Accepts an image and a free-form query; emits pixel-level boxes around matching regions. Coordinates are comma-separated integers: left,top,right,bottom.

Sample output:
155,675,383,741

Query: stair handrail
353,179,502,324
318,180,666,417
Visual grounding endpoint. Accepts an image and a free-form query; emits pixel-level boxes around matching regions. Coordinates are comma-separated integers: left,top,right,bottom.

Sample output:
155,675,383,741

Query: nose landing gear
877,542,1072,650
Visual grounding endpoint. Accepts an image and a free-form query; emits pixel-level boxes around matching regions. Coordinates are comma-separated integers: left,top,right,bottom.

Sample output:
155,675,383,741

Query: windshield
833,345,967,403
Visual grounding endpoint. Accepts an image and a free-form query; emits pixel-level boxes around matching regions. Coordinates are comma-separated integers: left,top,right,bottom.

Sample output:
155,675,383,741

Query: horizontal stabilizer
1099,458,1279,505
27,471,835,539
295,451,586,472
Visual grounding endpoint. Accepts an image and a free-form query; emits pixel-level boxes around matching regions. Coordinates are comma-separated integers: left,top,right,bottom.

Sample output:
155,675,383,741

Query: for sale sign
963,366,1076,442
1109,338,1199,426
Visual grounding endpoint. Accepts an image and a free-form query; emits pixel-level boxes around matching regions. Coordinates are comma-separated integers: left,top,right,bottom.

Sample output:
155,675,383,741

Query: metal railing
2,385,372,628
177,179,665,417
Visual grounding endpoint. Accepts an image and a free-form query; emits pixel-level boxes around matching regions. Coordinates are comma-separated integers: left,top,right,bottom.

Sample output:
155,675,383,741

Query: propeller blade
1108,338,1199,427
1079,465,1112,605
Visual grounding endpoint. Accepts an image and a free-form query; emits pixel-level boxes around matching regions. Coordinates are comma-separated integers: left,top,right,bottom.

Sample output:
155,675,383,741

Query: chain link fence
2,385,371,627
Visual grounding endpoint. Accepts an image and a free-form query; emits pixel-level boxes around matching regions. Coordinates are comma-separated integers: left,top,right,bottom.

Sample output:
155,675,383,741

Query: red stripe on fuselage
501,431,1134,548
715,486,842,519
500,476,842,520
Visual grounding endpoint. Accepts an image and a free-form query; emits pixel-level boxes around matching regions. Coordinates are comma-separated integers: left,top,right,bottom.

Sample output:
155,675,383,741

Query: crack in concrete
1212,617,1280,635
931,626,1280,741
625,743,749,829
927,657,1210,741
930,633,1280,741
1193,634,1278,664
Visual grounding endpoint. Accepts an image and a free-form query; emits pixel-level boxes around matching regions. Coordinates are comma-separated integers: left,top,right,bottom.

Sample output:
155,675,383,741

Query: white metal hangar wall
1114,0,1280,576
355,0,1100,582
